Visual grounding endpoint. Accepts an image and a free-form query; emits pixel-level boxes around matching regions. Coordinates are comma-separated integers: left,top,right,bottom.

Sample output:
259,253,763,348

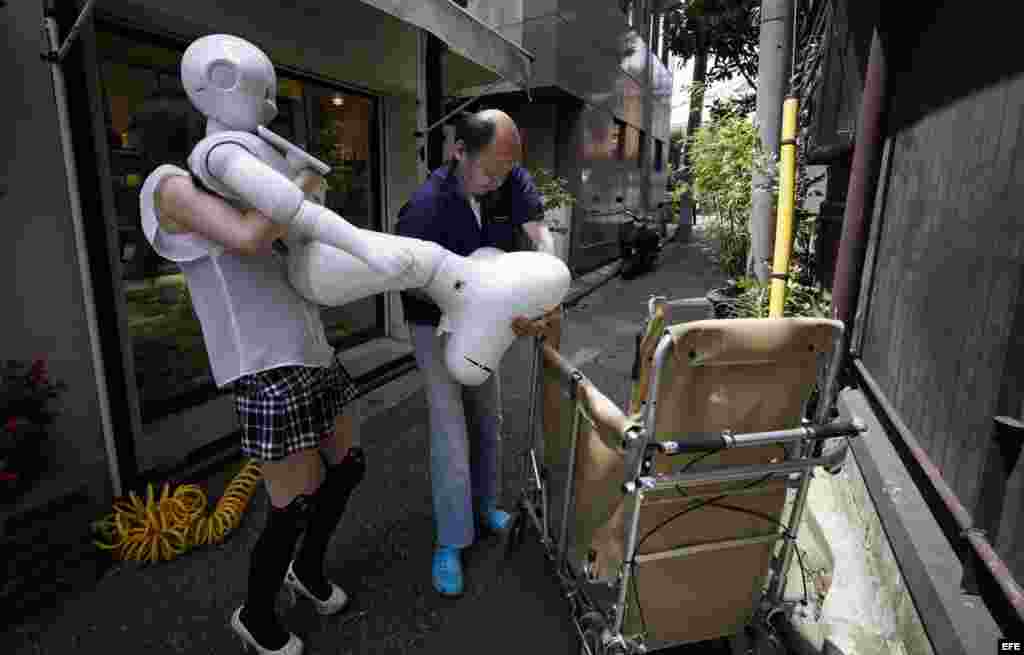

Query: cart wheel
577,611,607,655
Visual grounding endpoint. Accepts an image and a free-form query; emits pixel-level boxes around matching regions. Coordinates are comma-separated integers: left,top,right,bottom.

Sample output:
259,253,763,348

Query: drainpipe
829,27,885,334
642,8,654,222
835,27,1024,633
42,3,123,498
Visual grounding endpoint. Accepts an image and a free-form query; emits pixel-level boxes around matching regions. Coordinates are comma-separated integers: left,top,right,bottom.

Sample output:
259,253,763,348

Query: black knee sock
241,495,309,649
293,447,366,599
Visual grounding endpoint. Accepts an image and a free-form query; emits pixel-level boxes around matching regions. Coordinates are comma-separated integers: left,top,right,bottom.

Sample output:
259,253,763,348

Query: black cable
623,474,769,640
635,474,771,554
671,448,811,605
682,498,811,607
678,446,723,473
619,447,722,636
625,470,814,641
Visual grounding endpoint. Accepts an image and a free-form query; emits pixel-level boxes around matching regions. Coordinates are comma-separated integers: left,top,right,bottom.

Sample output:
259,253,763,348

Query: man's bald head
452,109,523,195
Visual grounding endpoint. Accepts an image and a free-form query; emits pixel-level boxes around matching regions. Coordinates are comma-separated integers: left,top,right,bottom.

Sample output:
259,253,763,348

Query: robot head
181,34,278,132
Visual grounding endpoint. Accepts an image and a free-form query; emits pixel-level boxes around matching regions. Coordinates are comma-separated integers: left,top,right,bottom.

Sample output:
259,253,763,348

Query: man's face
455,141,516,196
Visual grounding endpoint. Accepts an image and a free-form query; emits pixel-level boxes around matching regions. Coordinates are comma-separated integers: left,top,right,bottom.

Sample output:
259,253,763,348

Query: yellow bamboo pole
768,97,800,318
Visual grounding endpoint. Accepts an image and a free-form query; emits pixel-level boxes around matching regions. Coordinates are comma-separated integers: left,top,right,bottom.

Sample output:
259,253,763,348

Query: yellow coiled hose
91,460,263,563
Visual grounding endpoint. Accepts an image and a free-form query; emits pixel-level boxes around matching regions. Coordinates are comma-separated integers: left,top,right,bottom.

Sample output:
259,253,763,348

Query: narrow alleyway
4,232,729,655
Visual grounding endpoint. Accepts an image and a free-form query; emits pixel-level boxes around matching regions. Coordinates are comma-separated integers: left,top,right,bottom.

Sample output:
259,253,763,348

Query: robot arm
203,141,412,278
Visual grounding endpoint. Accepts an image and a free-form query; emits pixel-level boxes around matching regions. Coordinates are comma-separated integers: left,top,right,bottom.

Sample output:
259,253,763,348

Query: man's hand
244,208,289,254
511,304,559,338
295,169,329,204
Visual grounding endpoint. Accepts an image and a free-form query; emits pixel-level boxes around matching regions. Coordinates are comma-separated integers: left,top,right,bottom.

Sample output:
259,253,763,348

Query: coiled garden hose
91,459,263,563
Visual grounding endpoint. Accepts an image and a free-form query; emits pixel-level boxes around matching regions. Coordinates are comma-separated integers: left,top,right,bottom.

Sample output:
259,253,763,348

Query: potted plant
0,358,68,501
528,167,576,260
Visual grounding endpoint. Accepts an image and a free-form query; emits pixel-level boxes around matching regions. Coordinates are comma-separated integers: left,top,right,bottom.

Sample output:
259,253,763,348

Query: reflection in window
580,108,617,162
96,27,382,419
311,90,380,346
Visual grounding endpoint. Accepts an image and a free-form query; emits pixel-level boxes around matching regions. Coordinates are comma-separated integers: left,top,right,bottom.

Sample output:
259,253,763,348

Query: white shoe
284,560,350,615
230,606,303,655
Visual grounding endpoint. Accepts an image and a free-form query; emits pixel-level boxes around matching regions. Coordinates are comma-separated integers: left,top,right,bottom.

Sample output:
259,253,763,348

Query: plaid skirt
232,355,359,462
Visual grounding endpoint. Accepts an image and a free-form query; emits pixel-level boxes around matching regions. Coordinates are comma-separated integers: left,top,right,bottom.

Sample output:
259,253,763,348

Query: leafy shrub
528,167,576,212
686,107,758,277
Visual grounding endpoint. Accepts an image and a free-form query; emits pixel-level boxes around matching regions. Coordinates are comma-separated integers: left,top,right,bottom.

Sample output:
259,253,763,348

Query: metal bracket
623,477,656,494
412,76,513,140
621,425,644,449
40,0,98,64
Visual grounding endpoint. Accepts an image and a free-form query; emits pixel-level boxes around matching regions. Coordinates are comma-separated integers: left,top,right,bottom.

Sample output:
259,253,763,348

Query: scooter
617,197,663,280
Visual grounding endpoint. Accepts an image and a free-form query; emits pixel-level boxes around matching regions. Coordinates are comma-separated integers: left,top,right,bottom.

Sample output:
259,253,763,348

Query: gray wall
453,0,674,273
857,13,1024,584
520,0,673,273
1,1,113,504
2,0,424,502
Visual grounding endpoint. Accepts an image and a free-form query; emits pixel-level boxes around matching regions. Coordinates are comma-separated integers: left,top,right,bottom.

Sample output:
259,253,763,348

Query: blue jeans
410,323,503,549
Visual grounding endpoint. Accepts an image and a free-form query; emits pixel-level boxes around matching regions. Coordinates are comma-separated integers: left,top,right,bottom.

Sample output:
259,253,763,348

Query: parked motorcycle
617,197,663,279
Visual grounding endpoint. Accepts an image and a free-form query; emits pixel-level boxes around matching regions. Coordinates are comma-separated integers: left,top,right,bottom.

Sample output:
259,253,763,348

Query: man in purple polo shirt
397,109,556,597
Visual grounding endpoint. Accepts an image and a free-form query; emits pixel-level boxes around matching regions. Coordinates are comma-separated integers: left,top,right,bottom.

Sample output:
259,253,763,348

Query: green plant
687,104,758,277
528,167,576,212
715,274,832,319
315,120,354,197
667,181,688,223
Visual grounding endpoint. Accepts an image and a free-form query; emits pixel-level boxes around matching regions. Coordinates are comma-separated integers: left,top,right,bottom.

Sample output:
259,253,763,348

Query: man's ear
450,140,466,163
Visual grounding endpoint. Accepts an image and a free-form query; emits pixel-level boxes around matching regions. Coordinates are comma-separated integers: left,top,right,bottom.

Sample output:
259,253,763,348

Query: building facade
449,0,675,275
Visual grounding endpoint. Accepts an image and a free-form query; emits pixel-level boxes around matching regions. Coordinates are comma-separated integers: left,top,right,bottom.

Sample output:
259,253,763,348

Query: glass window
96,26,383,420
580,108,618,162
309,89,381,345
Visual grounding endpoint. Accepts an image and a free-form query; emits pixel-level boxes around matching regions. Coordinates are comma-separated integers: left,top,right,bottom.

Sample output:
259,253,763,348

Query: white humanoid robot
180,34,570,386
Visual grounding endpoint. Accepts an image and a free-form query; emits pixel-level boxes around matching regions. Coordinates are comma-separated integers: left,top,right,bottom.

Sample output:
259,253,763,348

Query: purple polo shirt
396,162,545,326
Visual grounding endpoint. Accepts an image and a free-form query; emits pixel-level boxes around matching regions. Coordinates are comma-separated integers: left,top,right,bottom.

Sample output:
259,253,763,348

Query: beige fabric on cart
541,316,841,647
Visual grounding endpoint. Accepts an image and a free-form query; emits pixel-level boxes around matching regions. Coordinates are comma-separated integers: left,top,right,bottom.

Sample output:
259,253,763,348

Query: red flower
29,358,49,385
4,417,16,433
0,471,18,482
